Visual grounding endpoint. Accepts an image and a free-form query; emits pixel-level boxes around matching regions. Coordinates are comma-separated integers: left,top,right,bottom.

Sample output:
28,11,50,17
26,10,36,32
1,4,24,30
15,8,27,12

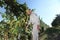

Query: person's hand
37,25,40,33
37,25,40,30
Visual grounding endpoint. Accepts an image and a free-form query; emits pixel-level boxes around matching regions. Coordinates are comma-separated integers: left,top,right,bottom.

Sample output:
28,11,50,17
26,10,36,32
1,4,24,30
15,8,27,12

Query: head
26,9,32,15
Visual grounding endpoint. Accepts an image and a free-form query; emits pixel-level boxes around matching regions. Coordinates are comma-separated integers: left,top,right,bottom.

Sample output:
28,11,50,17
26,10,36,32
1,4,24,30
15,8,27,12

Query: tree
39,18,49,40
0,0,32,40
43,14,60,40
51,14,60,27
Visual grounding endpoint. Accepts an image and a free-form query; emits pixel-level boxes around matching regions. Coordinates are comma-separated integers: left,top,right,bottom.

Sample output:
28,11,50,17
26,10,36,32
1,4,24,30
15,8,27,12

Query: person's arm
37,25,40,31
36,16,40,31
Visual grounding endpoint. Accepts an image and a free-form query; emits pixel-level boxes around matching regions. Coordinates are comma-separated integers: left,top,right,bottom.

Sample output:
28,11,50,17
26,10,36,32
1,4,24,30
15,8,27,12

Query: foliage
51,14,60,27
0,0,32,40
40,14,60,40
39,19,49,40
40,19,49,33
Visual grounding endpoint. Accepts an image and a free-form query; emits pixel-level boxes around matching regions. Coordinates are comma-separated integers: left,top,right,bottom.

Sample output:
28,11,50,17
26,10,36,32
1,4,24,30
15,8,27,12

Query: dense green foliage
0,0,32,40
52,14,60,27
40,19,49,33
39,19,49,40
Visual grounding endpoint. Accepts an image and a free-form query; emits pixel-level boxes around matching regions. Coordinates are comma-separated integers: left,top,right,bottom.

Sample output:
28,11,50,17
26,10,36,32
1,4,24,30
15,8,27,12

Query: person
26,9,40,40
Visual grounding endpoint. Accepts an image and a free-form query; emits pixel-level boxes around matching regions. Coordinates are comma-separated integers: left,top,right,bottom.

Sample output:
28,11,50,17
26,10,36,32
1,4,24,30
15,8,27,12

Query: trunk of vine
4,32,8,40
11,34,14,40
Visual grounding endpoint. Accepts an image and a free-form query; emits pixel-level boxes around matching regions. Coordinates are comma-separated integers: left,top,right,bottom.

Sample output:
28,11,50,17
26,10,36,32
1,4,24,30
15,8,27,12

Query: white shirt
28,12,40,40
29,12,40,25
28,12,40,32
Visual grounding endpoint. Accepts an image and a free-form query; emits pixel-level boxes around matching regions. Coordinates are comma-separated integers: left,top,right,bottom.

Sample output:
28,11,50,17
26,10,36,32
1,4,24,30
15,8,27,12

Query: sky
0,0,60,27
0,7,6,21
25,0,60,27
